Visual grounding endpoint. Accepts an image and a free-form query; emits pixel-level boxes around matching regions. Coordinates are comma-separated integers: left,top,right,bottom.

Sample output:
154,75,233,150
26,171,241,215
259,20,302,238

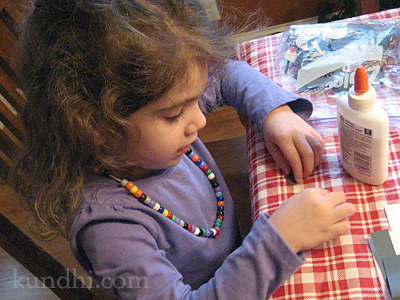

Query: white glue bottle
337,65,389,185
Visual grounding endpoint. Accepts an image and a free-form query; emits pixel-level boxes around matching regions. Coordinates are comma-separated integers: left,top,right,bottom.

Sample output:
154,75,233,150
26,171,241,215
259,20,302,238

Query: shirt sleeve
200,60,313,130
77,213,304,300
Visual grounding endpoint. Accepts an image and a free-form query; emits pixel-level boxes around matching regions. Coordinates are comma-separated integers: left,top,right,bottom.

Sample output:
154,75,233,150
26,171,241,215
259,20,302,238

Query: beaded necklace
94,148,224,238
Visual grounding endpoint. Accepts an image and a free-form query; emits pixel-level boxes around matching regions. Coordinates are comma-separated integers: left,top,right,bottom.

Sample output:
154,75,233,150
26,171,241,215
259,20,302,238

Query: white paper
385,203,400,255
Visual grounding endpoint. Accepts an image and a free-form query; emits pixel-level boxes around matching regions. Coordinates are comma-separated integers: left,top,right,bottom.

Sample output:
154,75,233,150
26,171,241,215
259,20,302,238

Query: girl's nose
185,101,206,136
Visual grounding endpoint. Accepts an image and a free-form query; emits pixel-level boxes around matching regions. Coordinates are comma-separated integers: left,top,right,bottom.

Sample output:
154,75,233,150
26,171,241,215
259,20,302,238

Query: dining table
237,8,400,300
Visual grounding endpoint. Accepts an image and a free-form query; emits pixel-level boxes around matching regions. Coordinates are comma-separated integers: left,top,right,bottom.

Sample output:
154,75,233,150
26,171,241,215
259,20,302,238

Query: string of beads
94,148,224,238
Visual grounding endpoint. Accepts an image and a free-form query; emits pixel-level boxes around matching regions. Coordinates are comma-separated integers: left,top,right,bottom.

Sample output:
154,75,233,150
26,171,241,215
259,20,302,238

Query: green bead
214,219,223,227
201,228,207,236
171,215,177,222
205,169,212,176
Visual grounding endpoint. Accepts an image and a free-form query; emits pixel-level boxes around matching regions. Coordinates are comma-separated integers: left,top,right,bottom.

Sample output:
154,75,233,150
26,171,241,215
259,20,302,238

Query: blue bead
195,158,202,166
158,206,164,213
217,196,224,201
217,206,225,212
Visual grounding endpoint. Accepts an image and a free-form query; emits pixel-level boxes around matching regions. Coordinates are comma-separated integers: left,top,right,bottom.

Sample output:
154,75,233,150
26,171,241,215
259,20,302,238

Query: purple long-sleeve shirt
68,60,311,299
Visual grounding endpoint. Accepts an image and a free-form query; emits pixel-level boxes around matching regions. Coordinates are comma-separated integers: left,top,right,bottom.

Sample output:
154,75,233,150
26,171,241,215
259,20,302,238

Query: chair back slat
0,1,31,184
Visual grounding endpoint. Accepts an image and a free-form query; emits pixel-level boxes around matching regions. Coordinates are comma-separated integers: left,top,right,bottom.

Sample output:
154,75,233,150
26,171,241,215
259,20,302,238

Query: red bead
201,165,209,172
125,181,134,190
217,215,224,221
167,212,173,219
187,223,193,232
134,189,143,198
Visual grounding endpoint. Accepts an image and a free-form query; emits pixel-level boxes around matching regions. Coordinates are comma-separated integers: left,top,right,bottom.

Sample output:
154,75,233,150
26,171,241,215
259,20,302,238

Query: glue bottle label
339,114,372,176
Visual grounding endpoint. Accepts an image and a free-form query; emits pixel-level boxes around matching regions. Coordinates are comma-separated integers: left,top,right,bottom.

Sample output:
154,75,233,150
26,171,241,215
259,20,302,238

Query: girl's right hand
269,188,356,253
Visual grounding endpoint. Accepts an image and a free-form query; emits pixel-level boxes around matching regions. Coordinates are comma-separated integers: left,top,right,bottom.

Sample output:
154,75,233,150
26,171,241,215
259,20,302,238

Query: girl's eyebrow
159,94,202,112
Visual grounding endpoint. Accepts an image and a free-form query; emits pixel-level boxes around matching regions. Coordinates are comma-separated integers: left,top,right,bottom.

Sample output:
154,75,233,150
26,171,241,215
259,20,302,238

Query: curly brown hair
9,0,235,237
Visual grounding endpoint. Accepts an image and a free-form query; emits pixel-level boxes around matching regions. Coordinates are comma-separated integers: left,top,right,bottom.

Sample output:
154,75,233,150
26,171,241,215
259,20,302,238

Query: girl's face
121,63,208,177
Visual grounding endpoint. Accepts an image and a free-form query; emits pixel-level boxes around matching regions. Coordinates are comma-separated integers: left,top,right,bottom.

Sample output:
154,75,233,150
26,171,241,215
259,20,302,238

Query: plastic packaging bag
274,20,400,94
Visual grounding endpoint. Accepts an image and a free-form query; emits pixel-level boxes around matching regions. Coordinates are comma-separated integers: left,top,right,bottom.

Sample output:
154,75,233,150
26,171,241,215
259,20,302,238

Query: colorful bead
125,181,134,190
205,230,213,238
96,148,224,238
143,195,152,205
152,203,161,211
130,185,138,194
214,219,223,227
138,194,147,202
216,191,223,198
134,189,143,198
214,186,222,192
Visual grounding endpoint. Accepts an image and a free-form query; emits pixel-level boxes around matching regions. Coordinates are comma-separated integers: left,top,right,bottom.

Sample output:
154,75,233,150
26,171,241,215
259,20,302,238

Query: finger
294,135,315,179
266,142,291,175
278,143,304,183
330,218,352,237
332,202,356,223
306,133,325,167
324,190,347,206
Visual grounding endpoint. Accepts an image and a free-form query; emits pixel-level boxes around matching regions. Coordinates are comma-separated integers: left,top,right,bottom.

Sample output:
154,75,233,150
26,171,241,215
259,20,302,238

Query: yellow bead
162,209,169,217
130,185,138,194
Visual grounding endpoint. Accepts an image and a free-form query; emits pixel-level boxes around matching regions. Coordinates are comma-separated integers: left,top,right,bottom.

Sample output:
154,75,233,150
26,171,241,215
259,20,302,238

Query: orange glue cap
354,66,369,93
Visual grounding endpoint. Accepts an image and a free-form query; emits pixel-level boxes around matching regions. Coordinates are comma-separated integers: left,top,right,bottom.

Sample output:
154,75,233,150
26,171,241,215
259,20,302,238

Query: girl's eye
166,107,184,123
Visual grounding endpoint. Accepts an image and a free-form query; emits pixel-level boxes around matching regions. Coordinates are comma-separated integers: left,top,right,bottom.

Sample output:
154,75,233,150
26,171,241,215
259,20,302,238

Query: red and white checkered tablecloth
239,8,400,300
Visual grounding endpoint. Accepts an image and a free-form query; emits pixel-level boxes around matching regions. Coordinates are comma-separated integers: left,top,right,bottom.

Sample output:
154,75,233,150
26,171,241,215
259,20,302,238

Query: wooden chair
0,1,117,298
354,0,380,15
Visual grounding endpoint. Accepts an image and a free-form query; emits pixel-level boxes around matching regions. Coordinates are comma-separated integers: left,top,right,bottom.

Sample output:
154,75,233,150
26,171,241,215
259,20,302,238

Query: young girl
11,0,355,299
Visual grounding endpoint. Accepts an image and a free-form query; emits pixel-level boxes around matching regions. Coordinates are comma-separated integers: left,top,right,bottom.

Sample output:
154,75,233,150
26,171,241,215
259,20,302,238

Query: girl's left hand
262,104,325,183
